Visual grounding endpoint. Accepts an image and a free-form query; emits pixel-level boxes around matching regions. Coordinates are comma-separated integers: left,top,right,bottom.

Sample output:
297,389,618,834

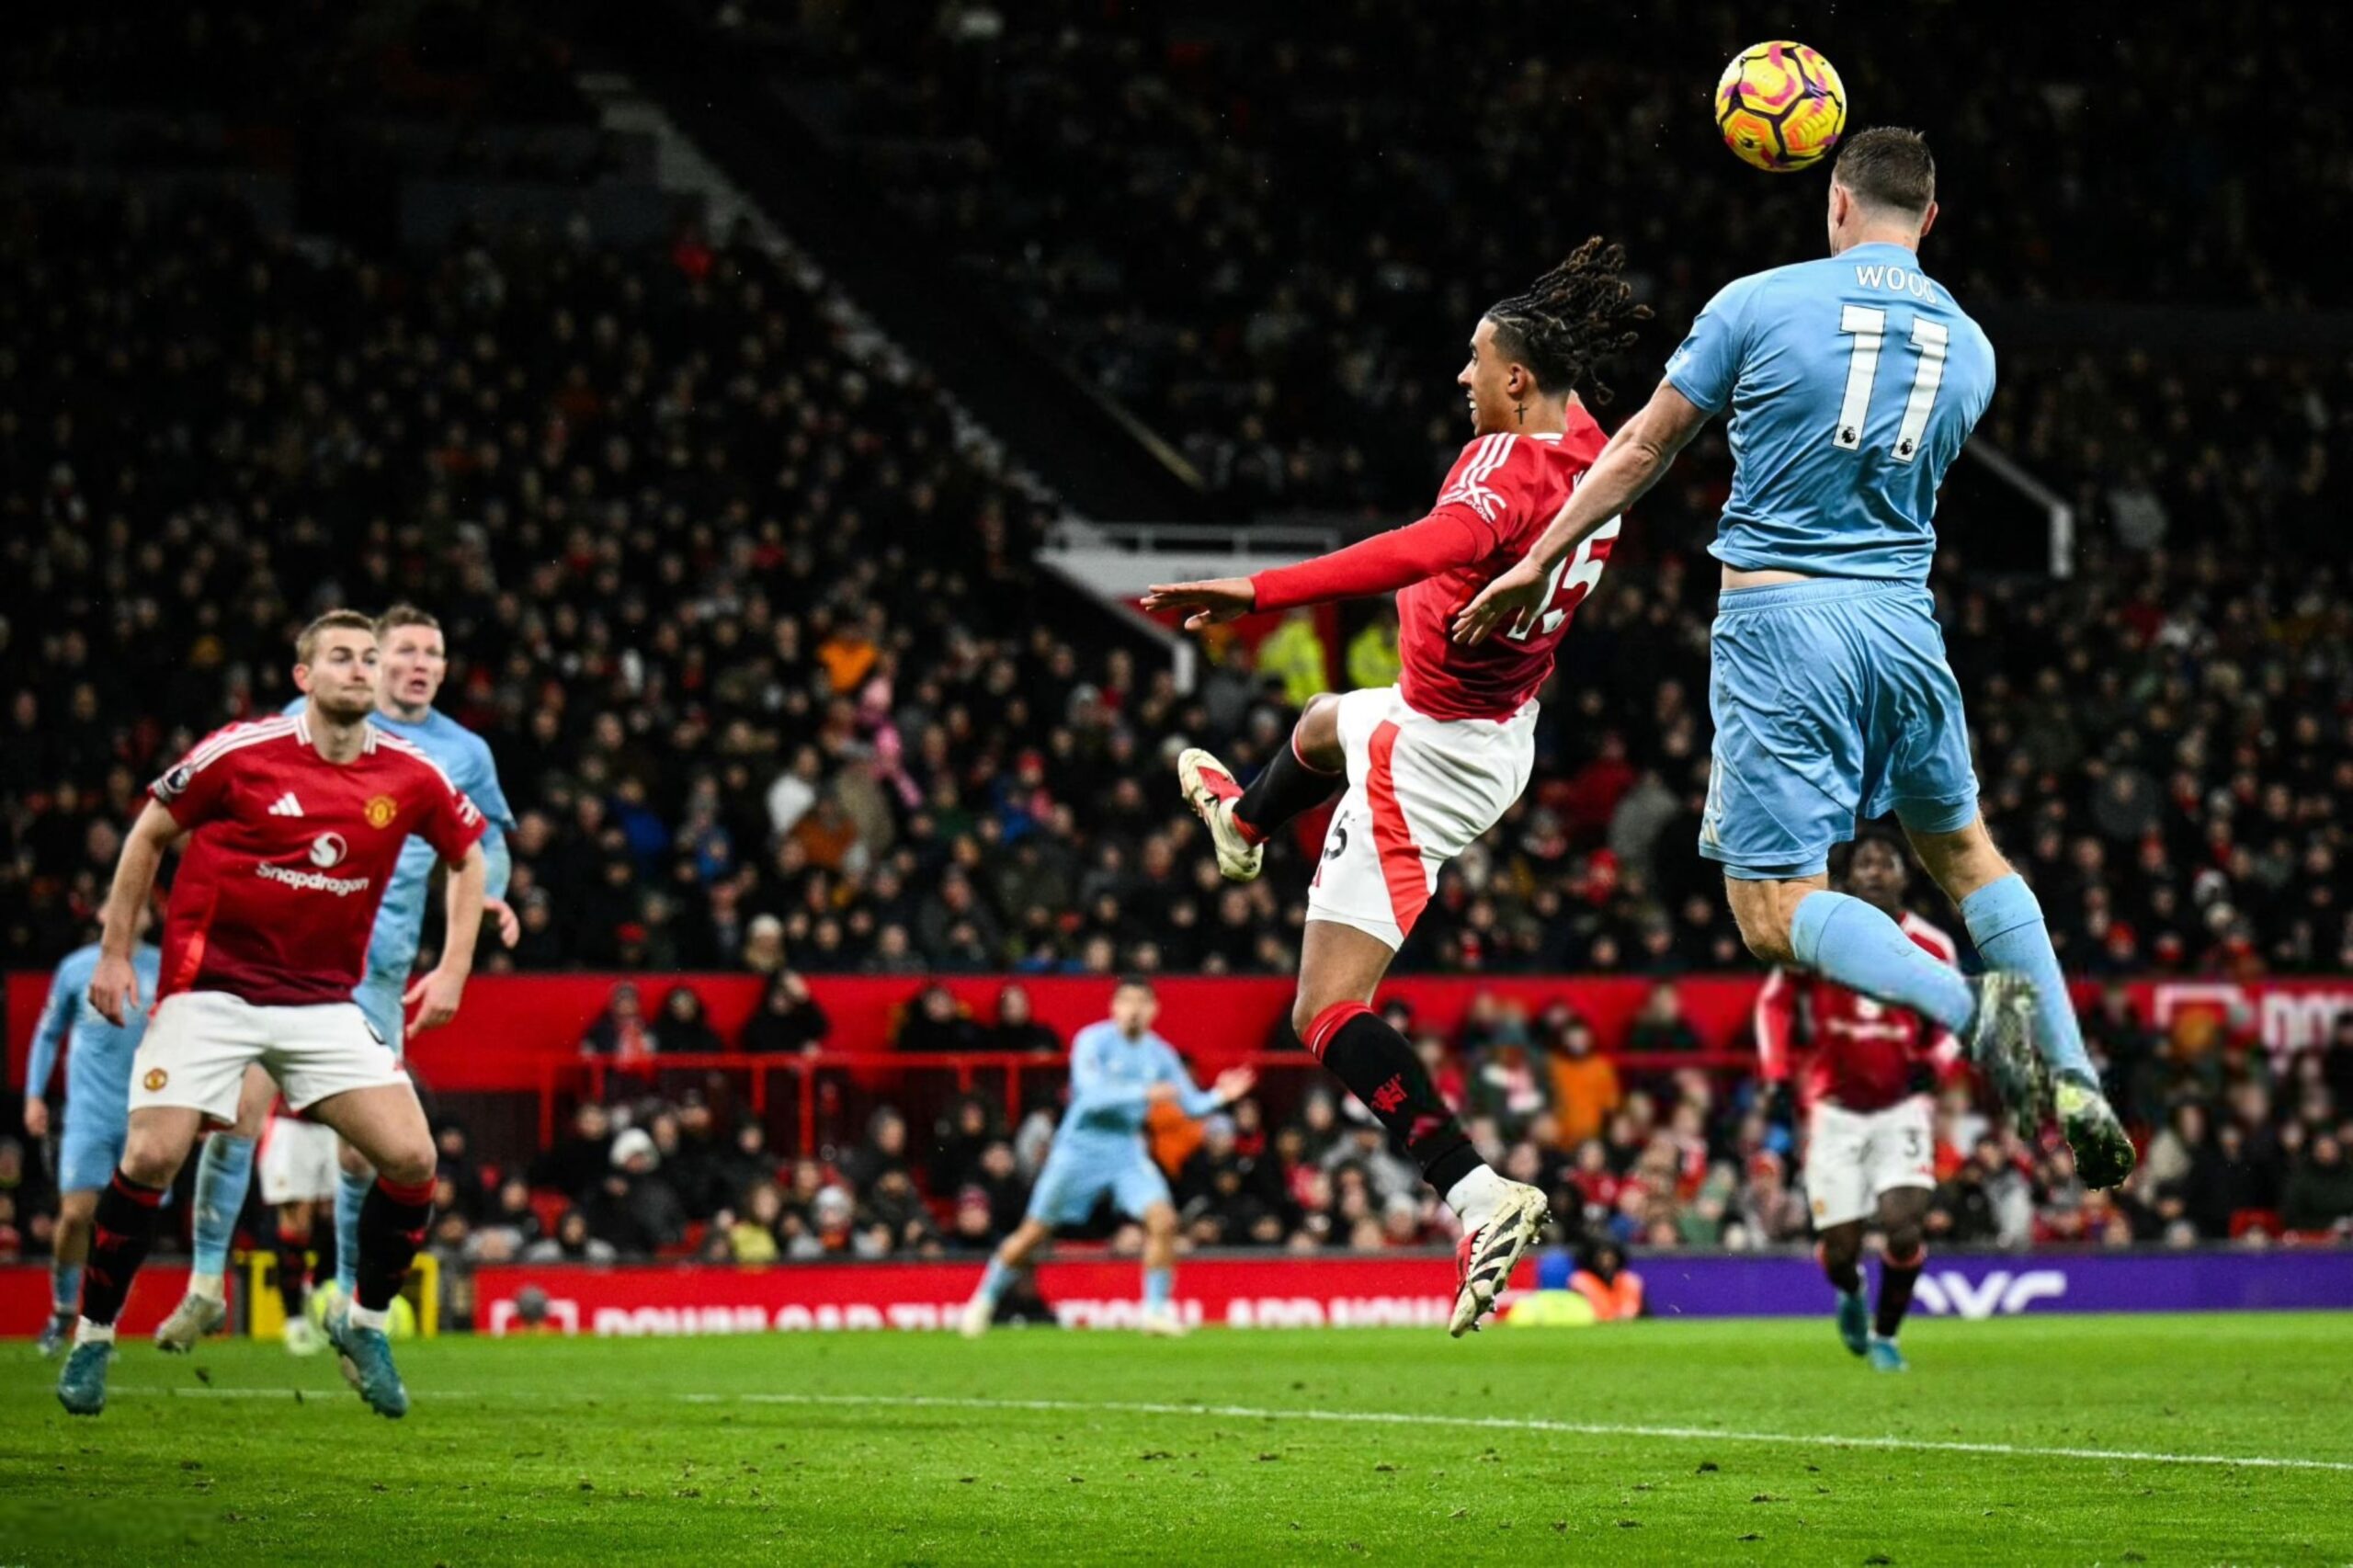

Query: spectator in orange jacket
1545,1006,1621,1150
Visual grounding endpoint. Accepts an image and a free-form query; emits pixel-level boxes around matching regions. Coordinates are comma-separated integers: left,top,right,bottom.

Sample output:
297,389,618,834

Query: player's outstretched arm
1139,576,1256,631
23,957,84,1136
1452,381,1711,645
407,842,487,1034
87,802,182,1026
1143,513,1489,629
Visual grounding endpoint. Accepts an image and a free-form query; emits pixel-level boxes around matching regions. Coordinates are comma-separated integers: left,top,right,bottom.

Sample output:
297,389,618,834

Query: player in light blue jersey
158,604,518,1351
1458,129,2131,1188
23,918,163,1357
961,978,1256,1337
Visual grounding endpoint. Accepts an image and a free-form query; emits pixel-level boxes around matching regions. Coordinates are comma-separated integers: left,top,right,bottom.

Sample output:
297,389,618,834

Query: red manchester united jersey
148,711,486,1007
1398,410,1614,721
1755,913,1961,1113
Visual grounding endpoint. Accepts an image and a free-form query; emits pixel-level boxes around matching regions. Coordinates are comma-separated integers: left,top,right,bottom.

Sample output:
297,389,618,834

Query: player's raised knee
118,1134,185,1190
369,1136,436,1189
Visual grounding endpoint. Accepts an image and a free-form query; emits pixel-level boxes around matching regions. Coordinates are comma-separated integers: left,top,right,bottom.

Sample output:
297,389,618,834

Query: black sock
1234,733,1341,845
1876,1246,1925,1338
1306,1003,1482,1195
275,1226,309,1321
81,1172,167,1326
355,1176,435,1312
1820,1245,1862,1296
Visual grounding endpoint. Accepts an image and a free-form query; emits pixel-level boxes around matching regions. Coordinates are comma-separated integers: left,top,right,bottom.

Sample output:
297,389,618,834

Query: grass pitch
4,1313,2349,1565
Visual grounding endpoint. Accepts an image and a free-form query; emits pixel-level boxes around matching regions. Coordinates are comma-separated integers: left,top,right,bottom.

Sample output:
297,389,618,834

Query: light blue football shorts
1026,1137,1173,1227
1701,577,1979,881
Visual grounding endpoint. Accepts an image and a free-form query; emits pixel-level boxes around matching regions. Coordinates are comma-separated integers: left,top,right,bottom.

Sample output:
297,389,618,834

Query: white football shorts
1306,685,1536,950
258,1115,342,1205
1804,1096,1936,1230
131,991,408,1127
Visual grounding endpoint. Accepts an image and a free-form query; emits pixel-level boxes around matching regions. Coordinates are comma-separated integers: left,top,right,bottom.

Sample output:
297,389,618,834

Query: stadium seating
3,4,2348,1275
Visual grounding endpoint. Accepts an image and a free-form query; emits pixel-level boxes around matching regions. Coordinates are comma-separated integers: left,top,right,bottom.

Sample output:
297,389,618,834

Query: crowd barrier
6,1248,2347,1340
463,1247,2352,1335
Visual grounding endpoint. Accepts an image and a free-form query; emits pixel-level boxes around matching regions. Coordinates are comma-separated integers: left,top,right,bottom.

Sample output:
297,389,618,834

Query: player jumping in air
60,610,490,1418
961,977,1255,1337
1142,240,1650,1334
22,907,162,1358
1455,130,2133,1189
1756,835,1956,1372
155,604,516,1357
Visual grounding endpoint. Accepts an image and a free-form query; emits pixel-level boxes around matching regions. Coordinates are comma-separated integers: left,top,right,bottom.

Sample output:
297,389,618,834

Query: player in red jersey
1755,835,1959,1372
1142,241,1648,1335
57,610,488,1418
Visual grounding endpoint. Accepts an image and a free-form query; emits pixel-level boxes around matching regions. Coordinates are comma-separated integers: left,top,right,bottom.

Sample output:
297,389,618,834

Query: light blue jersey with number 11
1664,241,1996,583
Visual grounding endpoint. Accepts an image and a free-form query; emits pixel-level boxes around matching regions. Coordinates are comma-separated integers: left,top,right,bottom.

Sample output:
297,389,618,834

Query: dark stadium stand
3,3,2348,1280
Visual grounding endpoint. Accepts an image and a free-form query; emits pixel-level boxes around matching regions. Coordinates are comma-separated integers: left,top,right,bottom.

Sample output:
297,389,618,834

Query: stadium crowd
5,2,2350,1278
339,973,2353,1298
794,0,2353,514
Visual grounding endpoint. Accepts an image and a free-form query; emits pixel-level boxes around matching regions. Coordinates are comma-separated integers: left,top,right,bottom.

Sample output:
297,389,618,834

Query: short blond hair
295,608,376,665
374,603,441,641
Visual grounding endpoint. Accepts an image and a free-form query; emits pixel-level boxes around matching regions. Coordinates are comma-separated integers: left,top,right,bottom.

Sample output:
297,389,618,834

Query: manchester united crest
365,795,397,829
142,1067,168,1092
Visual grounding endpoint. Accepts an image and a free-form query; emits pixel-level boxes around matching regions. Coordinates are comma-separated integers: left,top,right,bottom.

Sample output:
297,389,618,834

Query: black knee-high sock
1234,733,1341,845
1304,1002,1483,1194
1817,1241,1862,1296
81,1172,167,1326
355,1176,434,1312
1876,1244,1925,1338
275,1221,310,1320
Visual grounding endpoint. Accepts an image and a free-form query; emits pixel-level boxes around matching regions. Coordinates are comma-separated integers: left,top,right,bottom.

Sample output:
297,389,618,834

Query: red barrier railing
533,1048,1761,1151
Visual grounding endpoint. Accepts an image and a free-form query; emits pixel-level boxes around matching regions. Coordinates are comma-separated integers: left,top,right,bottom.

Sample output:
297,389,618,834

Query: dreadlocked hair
1483,237,1653,403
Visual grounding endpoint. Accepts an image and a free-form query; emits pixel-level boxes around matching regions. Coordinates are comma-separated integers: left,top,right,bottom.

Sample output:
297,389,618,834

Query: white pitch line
714,1392,2353,1475
104,1386,2353,1475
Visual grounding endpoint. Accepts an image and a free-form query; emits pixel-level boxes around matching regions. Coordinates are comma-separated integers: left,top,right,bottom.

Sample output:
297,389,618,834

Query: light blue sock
1961,874,2093,1080
192,1134,256,1278
1143,1267,1174,1312
334,1165,373,1300
52,1261,82,1316
976,1257,1015,1307
1790,891,1975,1034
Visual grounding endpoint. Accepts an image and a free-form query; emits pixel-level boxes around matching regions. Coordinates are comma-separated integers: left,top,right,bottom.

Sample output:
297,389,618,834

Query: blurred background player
256,1108,341,1355
1756,835,1956,1372
61,610,488,1418
21,904,162,1358
961,978,1253,1338
158,605,516,1351
1142,241,1648,1335
1457,130,2133,1190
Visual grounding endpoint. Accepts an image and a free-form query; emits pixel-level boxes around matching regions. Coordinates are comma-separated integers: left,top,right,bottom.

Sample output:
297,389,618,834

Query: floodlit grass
5,1312,2349,1564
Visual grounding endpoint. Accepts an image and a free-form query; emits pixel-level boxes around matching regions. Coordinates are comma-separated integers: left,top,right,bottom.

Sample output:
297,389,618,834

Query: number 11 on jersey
1834,306,1949,463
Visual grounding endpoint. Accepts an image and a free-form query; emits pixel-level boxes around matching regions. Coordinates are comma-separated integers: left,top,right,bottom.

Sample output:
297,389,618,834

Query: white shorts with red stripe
1307,686,1536,950
258,1115,342,1205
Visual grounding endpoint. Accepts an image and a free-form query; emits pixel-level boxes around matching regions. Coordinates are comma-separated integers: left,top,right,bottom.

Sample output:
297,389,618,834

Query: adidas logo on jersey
267,792,304,817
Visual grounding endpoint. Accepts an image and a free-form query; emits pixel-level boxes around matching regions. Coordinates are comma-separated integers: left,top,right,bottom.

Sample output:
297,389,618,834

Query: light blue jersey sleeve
1148,1035,1223,1119
26,948,96,1098
1662,275,1759,415
455,729,513,902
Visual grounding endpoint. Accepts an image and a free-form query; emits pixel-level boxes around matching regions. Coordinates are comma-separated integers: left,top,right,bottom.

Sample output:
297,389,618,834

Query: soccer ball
1715,41,1847,172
